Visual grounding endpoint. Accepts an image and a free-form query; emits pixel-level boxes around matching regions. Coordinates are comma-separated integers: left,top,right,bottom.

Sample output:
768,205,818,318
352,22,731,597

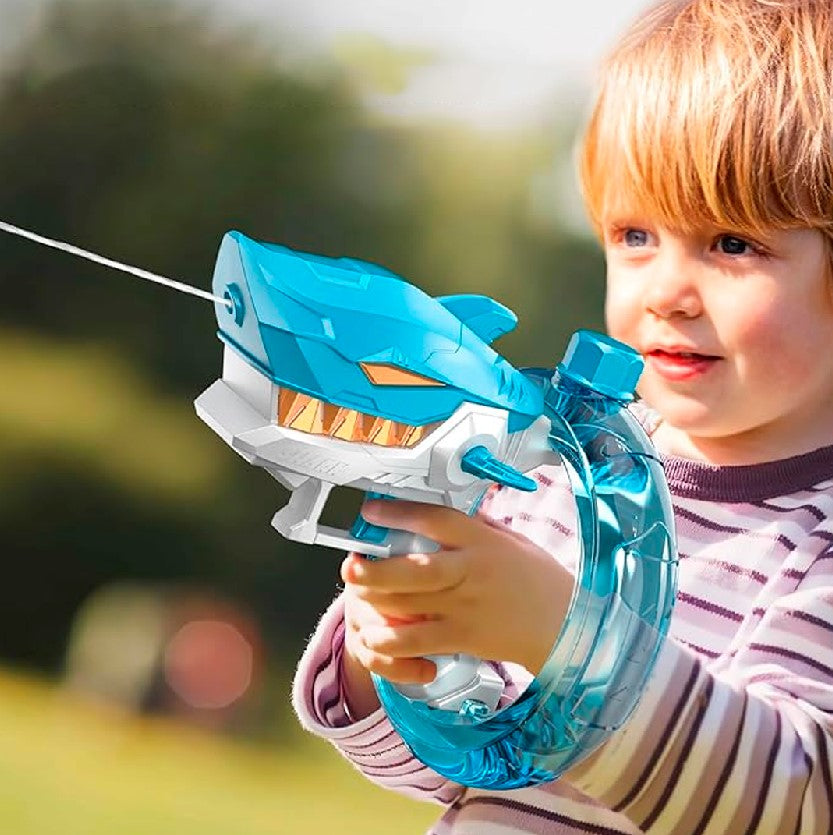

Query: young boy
293,1,833,831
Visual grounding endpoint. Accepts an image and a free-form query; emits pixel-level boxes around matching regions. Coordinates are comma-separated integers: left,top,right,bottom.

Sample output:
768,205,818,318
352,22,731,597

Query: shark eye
359,362,444,387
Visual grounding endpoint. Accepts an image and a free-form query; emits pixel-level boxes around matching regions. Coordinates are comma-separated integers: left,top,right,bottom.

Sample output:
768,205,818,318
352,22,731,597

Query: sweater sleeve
291,592,465,806
569,526,833,834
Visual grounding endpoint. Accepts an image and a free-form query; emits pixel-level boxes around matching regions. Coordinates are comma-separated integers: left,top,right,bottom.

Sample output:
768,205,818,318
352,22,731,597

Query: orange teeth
276,388,434,448
278,389,312,426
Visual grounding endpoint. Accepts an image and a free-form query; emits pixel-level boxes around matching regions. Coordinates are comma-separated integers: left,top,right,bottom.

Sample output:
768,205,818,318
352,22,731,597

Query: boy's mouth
645,348,721,381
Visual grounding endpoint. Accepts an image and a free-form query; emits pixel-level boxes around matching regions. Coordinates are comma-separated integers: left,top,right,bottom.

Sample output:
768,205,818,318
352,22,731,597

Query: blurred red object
65,582,266,733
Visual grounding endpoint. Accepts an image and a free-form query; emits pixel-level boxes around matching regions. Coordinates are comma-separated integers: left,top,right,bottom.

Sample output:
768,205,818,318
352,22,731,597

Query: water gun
195,231,679,789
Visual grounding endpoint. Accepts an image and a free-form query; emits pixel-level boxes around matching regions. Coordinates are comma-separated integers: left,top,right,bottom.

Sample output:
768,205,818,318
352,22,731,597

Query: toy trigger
460,445,537,492
350,491,393,549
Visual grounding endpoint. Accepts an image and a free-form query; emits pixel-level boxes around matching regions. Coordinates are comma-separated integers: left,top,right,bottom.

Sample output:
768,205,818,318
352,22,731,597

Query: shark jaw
276,386,440,449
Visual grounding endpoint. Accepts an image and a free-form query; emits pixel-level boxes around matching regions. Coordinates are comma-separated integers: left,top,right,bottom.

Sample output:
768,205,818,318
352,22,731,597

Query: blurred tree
0,0,427,392
0,0,405,677
0,0,606,705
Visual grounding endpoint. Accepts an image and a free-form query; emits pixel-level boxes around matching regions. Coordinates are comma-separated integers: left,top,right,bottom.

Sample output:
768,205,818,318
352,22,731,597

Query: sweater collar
660,445,833,502
628,401,833,501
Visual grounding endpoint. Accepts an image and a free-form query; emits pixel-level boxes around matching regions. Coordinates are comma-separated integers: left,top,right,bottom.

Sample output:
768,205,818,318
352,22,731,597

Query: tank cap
558,330,643,401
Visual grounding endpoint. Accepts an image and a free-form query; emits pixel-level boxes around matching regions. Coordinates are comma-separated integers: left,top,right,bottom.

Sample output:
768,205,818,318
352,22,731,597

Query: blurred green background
0,0,619,830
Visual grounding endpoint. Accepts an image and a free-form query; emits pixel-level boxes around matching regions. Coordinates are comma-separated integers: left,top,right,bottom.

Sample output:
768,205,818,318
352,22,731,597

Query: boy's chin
638,386,717,432
640,395,733,457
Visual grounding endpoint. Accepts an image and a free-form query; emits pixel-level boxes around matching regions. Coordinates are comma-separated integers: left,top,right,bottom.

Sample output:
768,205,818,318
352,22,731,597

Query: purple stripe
751,499,826,523
613,659,702,812
747,644,833,678
808,481,833,491
741,675,833,714
791,744,813,835
675,506,796,551
319,653,345,717
744,671,794,686
311,644,345,721
748,607,833,635
679,639,720,659
514,511,574,538
785,609,833,634
359,761,437,778
752,550,833,588
379,777,451,795
816,722,833,826
438,802,460,831
685,556,768,585
310,647,336,687
319,687,344,720
641,677,714,830
691,692,748,835
435,785,462,808
675,506,751,536
677,590,744,622
341,716,396,747
349,749,421,768
343,735,400,755
544,517,574,536
744,710,781,835
457,796,635,835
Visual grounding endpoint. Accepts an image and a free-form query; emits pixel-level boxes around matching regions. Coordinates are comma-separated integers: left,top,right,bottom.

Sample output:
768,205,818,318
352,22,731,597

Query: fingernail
348,559,366,581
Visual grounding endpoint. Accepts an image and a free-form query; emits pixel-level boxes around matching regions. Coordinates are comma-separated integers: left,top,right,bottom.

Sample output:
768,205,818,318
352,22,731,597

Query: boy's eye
622,228,650,247
715,235,752,255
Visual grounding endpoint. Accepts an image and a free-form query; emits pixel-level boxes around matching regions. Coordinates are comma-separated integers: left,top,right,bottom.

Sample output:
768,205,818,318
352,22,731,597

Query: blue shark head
211,231,544,432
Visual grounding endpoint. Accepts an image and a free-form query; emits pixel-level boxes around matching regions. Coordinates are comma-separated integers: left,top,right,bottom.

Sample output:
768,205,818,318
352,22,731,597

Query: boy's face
601,215,833,463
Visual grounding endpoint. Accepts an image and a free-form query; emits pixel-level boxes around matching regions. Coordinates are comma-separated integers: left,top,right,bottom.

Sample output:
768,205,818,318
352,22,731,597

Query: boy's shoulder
627,399,662,436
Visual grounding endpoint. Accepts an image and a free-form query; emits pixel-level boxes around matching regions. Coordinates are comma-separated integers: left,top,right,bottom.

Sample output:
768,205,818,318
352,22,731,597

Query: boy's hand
342,500,573,689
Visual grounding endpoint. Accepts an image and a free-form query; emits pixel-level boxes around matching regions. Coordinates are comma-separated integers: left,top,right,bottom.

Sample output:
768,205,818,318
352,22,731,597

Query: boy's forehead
597,173,764,235
599,187,742,235
599,189,688,228
599,190,649,221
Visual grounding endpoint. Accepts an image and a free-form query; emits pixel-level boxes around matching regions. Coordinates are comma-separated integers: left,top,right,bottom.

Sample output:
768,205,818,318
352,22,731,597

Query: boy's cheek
603,284,640,343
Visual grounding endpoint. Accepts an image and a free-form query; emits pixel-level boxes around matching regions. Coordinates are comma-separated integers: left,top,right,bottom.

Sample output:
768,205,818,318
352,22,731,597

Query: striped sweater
293,440,833,834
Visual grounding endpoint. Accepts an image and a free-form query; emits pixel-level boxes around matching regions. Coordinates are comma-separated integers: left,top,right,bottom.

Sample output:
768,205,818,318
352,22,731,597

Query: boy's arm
568,528,833,834
292,593,466,807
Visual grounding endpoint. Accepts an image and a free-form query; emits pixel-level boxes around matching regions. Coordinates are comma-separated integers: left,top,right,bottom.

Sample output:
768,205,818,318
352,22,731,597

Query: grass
0,670,439,834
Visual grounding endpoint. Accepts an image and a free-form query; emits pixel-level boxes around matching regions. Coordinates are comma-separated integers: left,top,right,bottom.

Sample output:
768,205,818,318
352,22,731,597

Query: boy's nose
643,252,702,320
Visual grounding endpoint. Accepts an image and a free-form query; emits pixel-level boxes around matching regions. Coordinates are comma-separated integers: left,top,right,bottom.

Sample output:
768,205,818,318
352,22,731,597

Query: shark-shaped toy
194,231,678,790
196,231,554,558
0,217,676,788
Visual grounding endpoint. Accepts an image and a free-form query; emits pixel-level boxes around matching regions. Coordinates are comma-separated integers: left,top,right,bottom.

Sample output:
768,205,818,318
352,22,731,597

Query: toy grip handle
350,497,505,713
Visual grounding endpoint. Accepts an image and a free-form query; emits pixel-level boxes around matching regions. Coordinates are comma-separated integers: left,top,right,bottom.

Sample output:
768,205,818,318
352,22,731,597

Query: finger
360,500,480,548
351,642,436,685
362,619,472,659
341,553,364,586
343,591,384,628
345,587,435,632
343,550,466,593
348,588,453,620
